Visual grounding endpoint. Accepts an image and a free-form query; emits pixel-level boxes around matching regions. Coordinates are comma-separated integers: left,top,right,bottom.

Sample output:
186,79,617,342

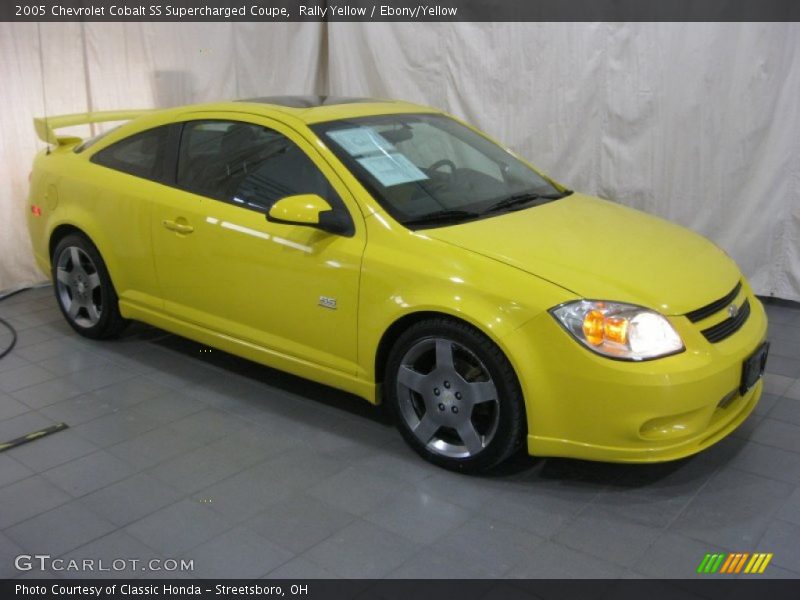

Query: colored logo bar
697,552,773,574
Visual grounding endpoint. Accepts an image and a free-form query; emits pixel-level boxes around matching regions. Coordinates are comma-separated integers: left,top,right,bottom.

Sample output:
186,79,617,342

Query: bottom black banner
3,579,800,600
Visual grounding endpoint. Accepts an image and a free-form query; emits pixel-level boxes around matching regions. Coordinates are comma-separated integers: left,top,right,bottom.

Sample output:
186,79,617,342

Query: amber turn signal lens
582,310,605,345
582,312,629,346
604,316,629,345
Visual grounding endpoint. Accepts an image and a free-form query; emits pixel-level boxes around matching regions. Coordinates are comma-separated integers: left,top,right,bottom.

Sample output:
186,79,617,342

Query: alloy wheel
395,337,500,458
55,245,103,328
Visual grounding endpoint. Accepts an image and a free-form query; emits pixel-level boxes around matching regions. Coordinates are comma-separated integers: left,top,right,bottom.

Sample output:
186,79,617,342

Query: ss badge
318,296,337,310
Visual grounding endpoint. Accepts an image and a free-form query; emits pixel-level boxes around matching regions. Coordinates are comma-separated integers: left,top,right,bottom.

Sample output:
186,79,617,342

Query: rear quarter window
90,125,171,182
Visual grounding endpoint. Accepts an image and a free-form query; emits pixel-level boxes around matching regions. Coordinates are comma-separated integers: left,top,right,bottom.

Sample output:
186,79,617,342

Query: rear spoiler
33,110,152,146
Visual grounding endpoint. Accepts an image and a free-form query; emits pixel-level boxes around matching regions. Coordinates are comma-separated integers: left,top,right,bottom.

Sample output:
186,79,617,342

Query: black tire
51,233,128,339
385,317,526,473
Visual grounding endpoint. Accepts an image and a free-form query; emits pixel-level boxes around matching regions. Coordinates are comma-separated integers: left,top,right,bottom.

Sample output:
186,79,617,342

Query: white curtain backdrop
2,22,799,302
0,21,325,291
327,22,800,303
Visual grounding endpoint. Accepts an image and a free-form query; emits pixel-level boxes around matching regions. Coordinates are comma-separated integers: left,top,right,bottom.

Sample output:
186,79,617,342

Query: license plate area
740,341,769,395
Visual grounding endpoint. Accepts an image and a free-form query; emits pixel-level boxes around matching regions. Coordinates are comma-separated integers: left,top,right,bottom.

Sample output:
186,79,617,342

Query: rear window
74,125,121,153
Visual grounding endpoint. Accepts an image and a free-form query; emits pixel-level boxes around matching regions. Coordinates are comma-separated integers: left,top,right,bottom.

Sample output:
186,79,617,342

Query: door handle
162,219,194,234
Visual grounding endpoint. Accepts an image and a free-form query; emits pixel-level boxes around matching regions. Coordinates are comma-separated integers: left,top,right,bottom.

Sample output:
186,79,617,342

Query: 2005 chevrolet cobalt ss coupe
27,96,768,472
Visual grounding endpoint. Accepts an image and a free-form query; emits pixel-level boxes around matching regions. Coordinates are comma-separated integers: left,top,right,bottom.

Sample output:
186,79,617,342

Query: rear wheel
52,234,128,339
385,318,526,473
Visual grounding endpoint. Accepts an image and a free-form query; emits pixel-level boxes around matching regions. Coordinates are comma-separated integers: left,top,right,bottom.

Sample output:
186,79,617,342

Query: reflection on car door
150,114,365,375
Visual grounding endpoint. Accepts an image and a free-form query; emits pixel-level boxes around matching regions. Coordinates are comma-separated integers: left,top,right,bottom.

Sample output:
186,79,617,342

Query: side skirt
119,300,378,404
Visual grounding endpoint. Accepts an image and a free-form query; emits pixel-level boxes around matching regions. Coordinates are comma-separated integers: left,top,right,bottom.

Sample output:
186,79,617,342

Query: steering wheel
427,159,457,177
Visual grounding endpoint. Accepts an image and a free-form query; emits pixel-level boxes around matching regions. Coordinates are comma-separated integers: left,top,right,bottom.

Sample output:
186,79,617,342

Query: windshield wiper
482,190,572,215
401,209,480,228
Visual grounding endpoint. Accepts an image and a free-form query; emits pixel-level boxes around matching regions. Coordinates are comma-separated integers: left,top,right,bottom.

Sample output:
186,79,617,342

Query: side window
176,120,344,214
91,125,171,181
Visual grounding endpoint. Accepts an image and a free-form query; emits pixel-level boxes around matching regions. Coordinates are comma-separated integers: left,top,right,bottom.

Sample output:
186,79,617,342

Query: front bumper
506,283,768,463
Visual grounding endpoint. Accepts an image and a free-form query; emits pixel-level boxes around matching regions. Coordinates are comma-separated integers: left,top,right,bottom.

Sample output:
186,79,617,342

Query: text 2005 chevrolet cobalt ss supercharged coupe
27,96,768,472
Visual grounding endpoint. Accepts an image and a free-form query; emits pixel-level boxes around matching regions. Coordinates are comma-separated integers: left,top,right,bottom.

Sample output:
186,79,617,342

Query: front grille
685,281,742,323
701,299,751,343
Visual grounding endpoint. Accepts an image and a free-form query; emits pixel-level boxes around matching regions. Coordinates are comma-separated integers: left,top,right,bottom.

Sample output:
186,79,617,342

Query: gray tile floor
1,285,799,579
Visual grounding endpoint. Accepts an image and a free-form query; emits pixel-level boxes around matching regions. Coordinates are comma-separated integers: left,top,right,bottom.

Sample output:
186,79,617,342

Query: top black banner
4,0,800,22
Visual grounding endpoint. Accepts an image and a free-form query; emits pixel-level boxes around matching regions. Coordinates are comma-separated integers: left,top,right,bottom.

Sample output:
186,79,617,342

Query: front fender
357,219,573,399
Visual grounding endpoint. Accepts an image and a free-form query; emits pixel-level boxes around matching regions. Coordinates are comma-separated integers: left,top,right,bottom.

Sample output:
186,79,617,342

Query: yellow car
27,96,768,472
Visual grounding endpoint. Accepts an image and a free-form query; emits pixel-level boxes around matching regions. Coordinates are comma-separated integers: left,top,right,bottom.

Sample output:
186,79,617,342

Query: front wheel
385,318,526,473
52,234,128,339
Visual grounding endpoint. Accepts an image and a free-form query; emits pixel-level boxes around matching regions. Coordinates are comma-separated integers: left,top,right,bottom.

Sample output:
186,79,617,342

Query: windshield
312,113,566,229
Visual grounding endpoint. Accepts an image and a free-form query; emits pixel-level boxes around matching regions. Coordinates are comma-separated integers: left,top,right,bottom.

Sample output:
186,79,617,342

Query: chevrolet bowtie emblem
728,304,739,318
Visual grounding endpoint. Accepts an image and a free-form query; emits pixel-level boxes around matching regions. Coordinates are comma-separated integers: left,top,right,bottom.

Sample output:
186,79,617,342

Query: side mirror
266,194,350,235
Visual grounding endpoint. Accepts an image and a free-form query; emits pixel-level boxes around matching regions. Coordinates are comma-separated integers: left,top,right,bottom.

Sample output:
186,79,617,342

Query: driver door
150,113,365,375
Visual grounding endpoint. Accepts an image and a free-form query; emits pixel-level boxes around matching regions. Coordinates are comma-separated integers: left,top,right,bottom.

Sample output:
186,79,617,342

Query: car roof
170,95,439,125
70,96,444,155
240,95,382,108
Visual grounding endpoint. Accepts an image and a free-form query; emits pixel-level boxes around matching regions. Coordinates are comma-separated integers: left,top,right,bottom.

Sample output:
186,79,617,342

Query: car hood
425,193,740,315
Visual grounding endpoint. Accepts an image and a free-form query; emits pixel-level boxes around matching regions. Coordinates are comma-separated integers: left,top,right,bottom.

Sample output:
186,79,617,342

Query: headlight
550,300,684,361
